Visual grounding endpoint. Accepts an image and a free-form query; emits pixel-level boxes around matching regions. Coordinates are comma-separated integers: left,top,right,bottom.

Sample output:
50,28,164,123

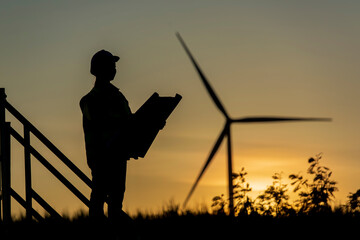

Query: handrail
4,100,92,188
9,126,90,207
32,190,61,219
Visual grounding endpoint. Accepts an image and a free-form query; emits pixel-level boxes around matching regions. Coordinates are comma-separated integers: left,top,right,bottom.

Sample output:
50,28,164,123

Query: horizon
1,1,360,217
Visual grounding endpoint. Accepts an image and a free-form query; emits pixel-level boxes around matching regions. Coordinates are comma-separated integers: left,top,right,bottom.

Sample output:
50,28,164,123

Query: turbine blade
176,32,229,118
234,116,332,123
183,126,227,207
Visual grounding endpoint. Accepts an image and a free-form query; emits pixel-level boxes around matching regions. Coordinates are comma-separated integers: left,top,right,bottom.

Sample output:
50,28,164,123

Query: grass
1,206,360,240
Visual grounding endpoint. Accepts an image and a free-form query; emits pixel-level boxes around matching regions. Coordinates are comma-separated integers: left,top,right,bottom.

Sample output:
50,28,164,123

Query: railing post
0,88,4,221
0,88,5,123
24,126,32,221
1,122,11,223
0,88,11,222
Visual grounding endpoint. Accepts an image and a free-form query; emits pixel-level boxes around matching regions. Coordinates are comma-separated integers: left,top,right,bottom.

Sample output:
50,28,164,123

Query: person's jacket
80,82,132,168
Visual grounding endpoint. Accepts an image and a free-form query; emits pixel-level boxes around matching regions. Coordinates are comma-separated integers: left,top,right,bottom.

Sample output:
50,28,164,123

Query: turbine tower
176,32,331,216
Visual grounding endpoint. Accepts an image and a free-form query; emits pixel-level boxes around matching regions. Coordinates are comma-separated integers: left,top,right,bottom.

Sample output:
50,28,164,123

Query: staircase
0,88,92,222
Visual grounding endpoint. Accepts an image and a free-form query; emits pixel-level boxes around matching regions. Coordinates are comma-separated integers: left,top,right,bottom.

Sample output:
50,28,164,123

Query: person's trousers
89,159,127,223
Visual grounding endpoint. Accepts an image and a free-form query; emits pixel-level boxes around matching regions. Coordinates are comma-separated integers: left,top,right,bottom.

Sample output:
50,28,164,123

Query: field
1,208,360,240
2,155,360,240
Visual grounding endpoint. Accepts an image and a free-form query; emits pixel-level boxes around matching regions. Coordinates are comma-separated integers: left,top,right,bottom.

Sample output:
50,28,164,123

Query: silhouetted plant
255,172,293,216
211,194,227,215
232,168,253,216
211,168,254,216
289,153,338,214
347,189,360,214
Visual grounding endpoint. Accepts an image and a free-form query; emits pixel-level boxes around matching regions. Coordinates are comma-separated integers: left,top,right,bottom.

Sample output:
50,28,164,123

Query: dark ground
1,213,359,240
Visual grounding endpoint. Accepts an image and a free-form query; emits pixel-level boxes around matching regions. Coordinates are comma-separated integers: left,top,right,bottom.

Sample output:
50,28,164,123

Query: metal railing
0,88,92,222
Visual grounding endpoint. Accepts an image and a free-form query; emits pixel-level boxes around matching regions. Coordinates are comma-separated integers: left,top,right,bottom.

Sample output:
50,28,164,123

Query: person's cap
90,50,120,75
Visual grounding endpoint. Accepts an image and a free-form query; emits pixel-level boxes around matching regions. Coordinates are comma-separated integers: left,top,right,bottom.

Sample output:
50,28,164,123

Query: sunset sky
1,1,360,216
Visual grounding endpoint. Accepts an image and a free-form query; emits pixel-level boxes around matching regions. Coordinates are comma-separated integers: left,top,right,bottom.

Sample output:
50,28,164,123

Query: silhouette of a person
80,50,132,227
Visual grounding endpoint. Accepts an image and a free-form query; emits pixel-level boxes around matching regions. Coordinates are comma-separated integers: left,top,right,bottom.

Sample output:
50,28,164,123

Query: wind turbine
176,32,331,216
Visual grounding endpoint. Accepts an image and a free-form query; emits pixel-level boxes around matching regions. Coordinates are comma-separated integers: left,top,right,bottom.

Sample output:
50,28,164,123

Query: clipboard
130,92,182,158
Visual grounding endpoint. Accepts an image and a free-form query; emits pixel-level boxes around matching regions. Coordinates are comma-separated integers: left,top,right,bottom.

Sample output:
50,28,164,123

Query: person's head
90,50,120,81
